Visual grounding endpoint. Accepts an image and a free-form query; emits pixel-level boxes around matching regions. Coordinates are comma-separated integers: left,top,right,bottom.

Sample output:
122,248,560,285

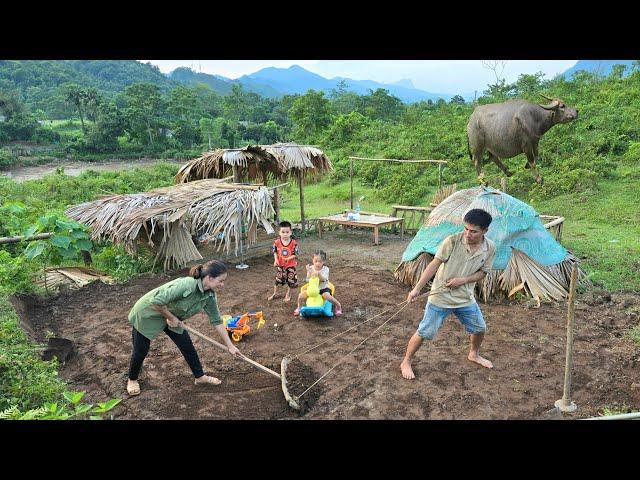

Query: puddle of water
1,158,183,182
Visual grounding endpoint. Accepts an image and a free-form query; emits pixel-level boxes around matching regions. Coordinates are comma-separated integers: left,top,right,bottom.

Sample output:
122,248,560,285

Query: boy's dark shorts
275,266,298,288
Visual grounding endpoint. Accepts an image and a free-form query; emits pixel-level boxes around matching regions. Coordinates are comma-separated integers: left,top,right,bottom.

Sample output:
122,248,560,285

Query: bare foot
284,295,291,302
468,353,493,369
400,360,415,379
268,293,277,301
194,375,222,385
126,379,140,396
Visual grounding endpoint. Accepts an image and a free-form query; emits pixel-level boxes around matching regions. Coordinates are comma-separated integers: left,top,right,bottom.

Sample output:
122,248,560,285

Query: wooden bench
390,205,434,232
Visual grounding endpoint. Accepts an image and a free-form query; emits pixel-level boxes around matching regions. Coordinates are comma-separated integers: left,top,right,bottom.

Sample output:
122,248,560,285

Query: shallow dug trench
10,231,640,419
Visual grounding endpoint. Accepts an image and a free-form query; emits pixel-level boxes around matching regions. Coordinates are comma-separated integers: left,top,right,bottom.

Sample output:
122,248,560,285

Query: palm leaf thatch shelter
175,143,333,232
175,145,280,185
66,178,275,271
394,186,589,304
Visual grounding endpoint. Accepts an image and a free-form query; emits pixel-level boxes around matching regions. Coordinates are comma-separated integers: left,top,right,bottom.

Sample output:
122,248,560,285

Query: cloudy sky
141,60,578,95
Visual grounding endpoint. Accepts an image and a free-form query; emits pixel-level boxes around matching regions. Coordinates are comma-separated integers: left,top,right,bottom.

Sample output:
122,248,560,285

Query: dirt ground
13,229,640,419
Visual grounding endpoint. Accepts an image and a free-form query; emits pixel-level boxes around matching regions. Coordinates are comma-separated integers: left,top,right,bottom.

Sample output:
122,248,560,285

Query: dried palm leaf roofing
175,143,333,184
394,186,589,303
66,178,275,271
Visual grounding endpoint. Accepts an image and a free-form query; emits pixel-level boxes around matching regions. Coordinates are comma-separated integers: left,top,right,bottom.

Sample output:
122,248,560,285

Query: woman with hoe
126,259,239,396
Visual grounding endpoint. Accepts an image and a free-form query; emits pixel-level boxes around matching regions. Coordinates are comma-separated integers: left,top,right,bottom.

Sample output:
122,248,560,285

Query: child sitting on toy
294,250,343,317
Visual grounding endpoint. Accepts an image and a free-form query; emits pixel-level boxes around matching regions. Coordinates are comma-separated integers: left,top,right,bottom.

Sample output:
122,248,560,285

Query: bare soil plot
12,230,640,419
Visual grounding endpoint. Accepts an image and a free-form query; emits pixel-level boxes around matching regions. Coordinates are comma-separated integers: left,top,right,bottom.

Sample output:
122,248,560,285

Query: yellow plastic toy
222,311,265,342
299,277,335,317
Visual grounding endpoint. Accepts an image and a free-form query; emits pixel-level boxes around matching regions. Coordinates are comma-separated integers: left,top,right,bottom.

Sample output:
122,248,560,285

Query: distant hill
167,67,286,98
562,60,636,79
237,65,452,103
0,60,177,116
167,64,453,102
168,67,233,95
0,60,464,118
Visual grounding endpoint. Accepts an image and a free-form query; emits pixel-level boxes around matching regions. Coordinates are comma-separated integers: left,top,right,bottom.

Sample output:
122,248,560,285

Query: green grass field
278,171,639,292
278,178,409,221
46,119,88,140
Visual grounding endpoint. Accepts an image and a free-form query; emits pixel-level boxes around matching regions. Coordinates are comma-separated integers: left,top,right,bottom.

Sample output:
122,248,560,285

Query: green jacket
128,277,222,340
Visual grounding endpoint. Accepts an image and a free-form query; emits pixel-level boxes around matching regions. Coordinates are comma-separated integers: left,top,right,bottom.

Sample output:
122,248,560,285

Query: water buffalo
467,94,578,183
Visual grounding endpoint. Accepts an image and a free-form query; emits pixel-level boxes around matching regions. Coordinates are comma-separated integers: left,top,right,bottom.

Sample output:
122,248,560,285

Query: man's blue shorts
416,302,486,340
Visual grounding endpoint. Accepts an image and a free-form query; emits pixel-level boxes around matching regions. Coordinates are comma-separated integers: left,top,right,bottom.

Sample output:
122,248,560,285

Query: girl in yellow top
126,259,239,396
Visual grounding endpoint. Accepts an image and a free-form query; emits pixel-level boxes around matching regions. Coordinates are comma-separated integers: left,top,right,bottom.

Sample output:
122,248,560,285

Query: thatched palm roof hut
394,186,589,304
66,178,275,271
175,143,333,231
175,145,280,184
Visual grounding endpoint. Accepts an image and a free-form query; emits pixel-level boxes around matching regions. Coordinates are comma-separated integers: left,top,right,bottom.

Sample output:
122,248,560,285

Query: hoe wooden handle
182,324,281,379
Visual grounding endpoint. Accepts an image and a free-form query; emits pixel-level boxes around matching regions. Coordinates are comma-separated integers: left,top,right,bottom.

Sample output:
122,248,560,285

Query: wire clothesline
290,286,448,400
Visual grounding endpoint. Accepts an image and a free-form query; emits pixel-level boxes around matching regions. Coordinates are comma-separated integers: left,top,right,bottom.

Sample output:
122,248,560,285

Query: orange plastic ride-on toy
222,311,265,342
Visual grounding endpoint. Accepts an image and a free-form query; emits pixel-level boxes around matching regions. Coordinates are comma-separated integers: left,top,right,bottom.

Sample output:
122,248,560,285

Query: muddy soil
13,230,640,419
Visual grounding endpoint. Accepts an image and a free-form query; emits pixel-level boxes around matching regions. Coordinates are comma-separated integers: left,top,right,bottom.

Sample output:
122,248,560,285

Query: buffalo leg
523,148,543,184
488,153,512,177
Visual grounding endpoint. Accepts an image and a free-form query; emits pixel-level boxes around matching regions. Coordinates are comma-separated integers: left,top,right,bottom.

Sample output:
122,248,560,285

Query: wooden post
350,157,354,210
500,177,507,193
81,251,92,266
273,187,281,224
438,162,443,190
391,207,398,233
555,264,579,413
232,165,240,183
298,170,305,233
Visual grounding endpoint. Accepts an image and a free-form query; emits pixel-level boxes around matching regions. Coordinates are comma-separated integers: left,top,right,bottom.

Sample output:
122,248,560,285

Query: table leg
374,226,379,245
400,219,404,240
318,221,323,239
391,208,398,233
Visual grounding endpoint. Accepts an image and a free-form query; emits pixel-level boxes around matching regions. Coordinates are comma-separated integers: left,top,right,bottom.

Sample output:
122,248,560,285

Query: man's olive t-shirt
428,232,495,308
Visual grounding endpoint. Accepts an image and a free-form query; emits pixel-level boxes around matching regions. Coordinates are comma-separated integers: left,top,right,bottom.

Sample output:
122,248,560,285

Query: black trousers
128,326,204,380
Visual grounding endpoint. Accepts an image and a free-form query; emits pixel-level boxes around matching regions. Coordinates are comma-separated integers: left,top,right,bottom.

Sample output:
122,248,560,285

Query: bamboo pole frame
348,156,448,210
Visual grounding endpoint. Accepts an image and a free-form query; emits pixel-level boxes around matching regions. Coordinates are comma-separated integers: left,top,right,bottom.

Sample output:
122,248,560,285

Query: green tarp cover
401,187,567,270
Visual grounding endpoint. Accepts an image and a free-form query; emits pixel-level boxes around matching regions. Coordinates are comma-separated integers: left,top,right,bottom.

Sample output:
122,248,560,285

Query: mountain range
1,60,635,115
562,60,635,79
169,65,461,103
166,61,637,102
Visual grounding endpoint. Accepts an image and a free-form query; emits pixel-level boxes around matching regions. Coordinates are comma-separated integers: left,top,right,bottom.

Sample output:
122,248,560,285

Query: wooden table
317,212,404,245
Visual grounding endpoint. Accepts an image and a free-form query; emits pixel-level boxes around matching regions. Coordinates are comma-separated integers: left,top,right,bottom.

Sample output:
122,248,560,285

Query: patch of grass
278,178,434,222
601,404,633,416
628,325,640,346
0,295,66,411
530,169,640,292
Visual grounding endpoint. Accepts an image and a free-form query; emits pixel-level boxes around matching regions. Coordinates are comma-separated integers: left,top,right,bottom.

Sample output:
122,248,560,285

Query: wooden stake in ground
555,264,579,413
298,169,305,233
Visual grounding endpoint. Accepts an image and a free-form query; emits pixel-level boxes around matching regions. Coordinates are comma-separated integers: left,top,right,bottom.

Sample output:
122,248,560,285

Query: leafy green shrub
0,148,16,170
92,243,157,282
0,295,66,410
0,251,40,296
32,127,61,144
0,391,121,420
24,215,93,267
